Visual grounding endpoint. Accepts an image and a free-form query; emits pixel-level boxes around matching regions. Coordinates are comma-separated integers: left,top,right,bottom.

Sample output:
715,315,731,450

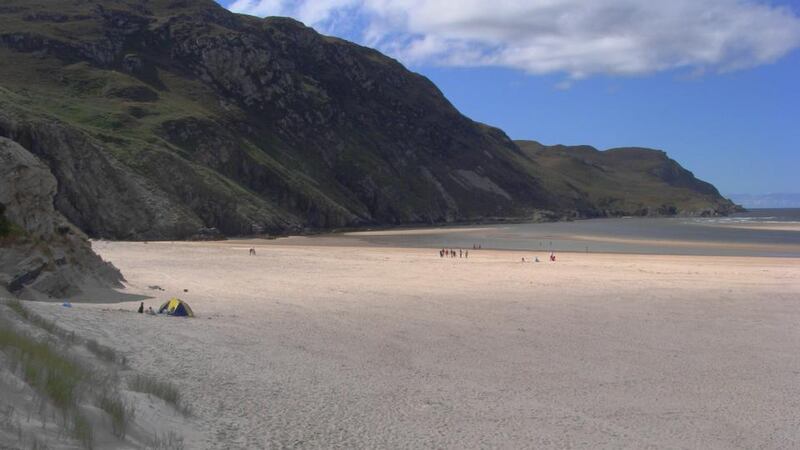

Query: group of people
440,248,469,258
437,245,557,262
137,302,156,315
521,253,556,263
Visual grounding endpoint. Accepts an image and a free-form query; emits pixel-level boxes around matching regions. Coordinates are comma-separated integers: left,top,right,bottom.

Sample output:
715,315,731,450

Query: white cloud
227,0,800,79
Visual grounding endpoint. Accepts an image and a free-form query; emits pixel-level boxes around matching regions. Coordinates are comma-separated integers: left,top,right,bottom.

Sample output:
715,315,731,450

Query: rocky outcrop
0,137,123,298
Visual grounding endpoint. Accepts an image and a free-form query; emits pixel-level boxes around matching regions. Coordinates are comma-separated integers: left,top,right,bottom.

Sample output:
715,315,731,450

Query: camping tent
158,298,194,317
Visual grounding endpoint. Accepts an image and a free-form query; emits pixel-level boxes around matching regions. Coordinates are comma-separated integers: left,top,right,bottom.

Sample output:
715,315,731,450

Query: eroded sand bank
24,240,800,449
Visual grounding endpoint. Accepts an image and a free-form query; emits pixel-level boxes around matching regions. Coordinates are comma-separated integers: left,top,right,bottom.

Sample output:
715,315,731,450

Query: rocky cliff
0,0,737,240
0,137,123,298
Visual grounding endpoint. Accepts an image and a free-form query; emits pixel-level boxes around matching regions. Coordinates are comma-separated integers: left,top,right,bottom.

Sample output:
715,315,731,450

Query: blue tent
158,298,194,317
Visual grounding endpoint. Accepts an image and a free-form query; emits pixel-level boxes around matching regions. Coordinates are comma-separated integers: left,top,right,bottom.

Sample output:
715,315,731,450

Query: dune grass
6,298,76,343
2,300,189,445
0,322,92,446
149,430,186,450
85,338,127,365
97,390,135,439
0,326,81,409
128,374,189,415
6,298,126,365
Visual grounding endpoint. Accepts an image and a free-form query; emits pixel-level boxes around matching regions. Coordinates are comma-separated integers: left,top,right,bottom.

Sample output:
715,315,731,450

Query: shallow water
327,208,800,257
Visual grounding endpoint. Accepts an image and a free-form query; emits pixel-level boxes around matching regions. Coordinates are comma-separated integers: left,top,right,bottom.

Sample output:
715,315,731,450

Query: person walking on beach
137,302,144,314
459,249,463,258
465,250,469,258
249,247,256,256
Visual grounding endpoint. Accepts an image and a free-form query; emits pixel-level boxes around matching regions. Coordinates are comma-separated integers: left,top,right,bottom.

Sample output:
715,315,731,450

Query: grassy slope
516,140,734,216
0,1,737,238
0,7,395,231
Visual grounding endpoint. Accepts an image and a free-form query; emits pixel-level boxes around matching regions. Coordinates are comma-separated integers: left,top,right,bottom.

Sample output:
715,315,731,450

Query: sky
219,0,800,195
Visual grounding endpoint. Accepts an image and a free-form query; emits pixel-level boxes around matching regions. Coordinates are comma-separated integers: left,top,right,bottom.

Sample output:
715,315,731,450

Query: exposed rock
0,0,739,241
0,137,123,298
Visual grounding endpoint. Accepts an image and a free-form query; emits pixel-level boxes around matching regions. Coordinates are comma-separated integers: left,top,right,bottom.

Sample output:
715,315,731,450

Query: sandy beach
22,239,800,449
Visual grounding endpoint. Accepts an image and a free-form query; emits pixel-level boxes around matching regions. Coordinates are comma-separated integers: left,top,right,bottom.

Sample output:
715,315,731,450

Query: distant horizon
221,0,800,195
725,192,800,209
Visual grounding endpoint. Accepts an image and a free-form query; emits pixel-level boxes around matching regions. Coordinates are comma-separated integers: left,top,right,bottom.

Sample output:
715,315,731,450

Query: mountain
517,141,741,217
0,0,737,240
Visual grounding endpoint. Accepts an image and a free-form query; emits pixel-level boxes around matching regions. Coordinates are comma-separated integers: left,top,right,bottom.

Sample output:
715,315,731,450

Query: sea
335,208,800,257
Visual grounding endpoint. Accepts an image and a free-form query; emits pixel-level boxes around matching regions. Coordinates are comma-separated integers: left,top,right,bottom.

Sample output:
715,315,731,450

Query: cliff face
0,0,737,240
0,137,123,298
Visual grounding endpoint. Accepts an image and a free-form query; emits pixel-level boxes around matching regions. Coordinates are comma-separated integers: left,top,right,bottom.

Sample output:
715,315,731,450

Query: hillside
0,0,737,240
517,140,740,217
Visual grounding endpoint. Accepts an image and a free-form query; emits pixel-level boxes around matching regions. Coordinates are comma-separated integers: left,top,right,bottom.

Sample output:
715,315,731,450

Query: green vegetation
149,430,186,450
6,298,127,365
0,326,82,409
129,374,189,415
515,140,737,217
98,390,135,439
6,298,76,343
86,338,127,366
0,204,9,237
0,203,23,240
1,299,192,447
0,320,92,445
0,0,736,242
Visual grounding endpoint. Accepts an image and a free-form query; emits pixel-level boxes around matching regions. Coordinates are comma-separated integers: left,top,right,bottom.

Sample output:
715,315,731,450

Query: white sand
23,240,800,449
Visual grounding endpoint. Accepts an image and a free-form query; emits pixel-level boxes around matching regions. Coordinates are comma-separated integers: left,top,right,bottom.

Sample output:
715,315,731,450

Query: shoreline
99,238,800,262
108,209,759,244
91,209,800,259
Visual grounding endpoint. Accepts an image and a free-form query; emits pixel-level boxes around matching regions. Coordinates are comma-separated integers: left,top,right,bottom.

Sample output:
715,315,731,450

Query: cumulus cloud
227,0,800,79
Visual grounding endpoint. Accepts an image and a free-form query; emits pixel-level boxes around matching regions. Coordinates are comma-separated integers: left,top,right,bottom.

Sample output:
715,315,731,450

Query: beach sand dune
24,241,800,449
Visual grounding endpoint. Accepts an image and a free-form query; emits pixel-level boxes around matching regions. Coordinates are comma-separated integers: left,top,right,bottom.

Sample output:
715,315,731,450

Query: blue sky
220,0,800,195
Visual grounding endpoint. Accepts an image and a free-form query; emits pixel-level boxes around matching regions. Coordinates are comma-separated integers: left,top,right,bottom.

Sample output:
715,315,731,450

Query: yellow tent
157,298,194,317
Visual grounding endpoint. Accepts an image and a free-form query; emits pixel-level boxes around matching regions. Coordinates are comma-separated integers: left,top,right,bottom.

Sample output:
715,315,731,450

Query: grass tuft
97,391,135,439
0,321,92,447
85,338,126,366
128,374,189,415
0,329,81,410
148,430,185,450
6,299,125,365
6,299,75,343
2,301,190,447
72,413,93,449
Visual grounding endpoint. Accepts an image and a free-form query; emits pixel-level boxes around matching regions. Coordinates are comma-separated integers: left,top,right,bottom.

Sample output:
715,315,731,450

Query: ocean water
337,209,800,257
